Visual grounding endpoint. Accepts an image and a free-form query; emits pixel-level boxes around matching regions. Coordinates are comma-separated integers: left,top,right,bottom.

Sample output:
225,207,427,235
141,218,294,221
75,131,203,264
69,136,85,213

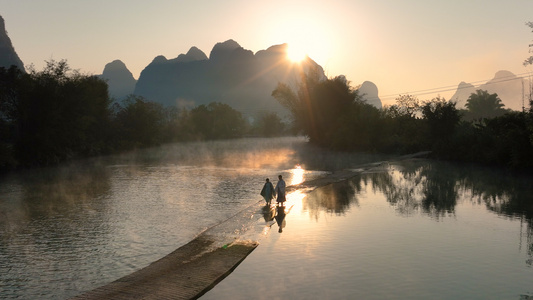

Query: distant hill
357,81,382,109
0,16,24,71
450,71,527,111
98,60,137,100
133,40,327,117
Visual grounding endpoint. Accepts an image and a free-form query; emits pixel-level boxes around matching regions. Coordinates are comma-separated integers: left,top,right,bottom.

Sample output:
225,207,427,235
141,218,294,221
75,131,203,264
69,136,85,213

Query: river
0,137,388,299
1,137,532,299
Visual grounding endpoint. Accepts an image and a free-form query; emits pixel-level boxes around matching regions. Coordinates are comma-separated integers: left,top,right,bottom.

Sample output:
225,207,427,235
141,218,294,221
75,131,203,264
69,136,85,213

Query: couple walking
260,175,286,206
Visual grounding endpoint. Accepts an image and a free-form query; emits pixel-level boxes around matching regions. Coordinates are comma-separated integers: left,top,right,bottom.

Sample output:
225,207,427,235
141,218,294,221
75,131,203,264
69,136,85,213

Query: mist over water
0,137,391,299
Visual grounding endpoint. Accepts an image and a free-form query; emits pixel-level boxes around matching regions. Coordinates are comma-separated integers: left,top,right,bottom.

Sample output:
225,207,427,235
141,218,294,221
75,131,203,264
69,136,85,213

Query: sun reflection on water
290,164,304,186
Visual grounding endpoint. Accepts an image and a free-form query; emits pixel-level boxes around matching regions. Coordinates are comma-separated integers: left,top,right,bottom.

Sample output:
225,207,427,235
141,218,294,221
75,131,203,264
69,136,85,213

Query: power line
364,71,533,102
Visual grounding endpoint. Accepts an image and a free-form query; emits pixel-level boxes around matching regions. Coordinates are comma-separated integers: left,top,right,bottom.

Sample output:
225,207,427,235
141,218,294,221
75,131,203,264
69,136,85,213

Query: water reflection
203,159,533,300
360,159,533,266
275,206,287,233
289,165,304,186
262,205,275,223
363,160,533,224
302,179,362,219
4,136,533,298
364,161,458,219
297,159,533,267
290,142,394,171
1,137,339,299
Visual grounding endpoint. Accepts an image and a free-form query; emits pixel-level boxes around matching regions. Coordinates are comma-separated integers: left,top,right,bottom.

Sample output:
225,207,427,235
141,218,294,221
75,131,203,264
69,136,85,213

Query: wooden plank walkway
72,236,257,300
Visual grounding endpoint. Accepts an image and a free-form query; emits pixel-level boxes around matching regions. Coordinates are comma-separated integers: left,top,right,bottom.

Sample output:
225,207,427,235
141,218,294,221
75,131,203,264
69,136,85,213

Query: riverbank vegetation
0,60,286,171
1,60,532,172
272,68,533,170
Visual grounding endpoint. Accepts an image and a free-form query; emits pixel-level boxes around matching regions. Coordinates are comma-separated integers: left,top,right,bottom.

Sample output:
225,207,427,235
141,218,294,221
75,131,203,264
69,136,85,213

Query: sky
2,0,533,106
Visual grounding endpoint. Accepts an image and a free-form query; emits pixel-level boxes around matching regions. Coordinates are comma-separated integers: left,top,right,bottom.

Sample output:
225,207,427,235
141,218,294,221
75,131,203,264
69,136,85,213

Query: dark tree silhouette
272,69,371,148
111,95,167,149
252,112,286,137
463,89,506,121
421,96,460,143
0,60,111,167
189,102,246,140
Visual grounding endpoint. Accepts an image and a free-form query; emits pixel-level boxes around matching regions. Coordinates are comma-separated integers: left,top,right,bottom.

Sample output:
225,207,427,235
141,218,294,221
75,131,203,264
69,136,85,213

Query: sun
286,43,308,63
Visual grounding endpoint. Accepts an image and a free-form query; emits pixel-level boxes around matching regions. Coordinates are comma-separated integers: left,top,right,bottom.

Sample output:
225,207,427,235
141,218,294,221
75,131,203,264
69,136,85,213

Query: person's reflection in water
275,206,286,233
262,205,275,223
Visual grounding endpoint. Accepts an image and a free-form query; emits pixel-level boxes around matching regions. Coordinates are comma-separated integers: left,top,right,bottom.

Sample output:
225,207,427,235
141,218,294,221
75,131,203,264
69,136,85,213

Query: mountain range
100,40,385,116
0,15,383,117
2,15,526,116
133,40,327,117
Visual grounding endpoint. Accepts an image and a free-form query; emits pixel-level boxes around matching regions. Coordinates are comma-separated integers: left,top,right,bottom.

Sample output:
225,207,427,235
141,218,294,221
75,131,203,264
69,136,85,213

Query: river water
203,159,533,299
1,137,532,299
0,137,388,299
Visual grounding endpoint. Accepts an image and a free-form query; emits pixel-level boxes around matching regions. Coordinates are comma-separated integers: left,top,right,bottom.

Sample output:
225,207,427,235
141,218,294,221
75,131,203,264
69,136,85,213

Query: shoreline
71,152,430,299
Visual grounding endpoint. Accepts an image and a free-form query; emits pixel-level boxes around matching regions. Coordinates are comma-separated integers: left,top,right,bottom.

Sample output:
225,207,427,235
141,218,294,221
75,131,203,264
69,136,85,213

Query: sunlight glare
287,43,308,63
264,8,333,67
286,190,306,214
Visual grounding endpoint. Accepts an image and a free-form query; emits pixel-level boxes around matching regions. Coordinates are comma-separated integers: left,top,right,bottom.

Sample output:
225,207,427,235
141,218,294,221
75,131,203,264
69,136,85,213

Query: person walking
260,178,275,206
275,175,286,206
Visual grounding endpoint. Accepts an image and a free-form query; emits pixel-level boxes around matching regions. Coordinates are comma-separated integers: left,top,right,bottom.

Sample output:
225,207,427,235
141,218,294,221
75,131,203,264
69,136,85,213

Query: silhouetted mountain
173,46,208,63
449,81,476,109
134,40,325,117
0,16,24,71
357,81,382,109
98,60,136,100
450,71,526,111
209,39,243,61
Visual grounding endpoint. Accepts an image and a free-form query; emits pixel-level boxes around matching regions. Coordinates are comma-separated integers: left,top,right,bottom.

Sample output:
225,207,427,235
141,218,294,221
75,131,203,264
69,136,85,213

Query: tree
272,68,362,146
379,95,426,153
482,112,533,168
112,95,166,149
0,65,25,169
421,96,461,155
390,94,421,118
188,102,247,140
271,67,323,135
0,60,112,167
252,112,286,137
421,96,460,138
463,89,506,121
